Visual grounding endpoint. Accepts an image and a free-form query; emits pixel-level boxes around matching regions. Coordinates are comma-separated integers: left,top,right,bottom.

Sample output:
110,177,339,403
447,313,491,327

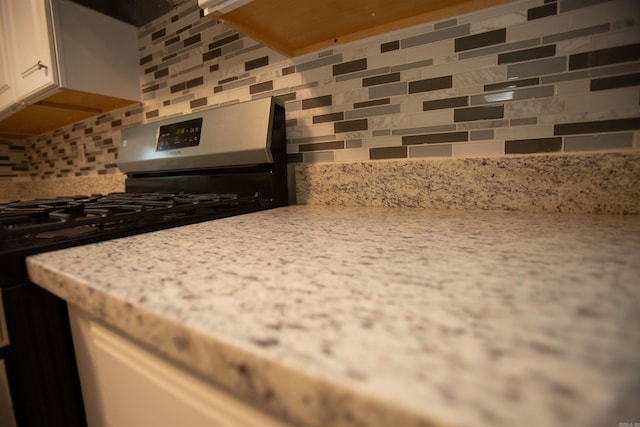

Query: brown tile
409,75,452,94
527,3,557,20
312,112,344,124
459,38,539,61
190,97,207,108
370,146,407,160
142,84,160,94
454,105,504,122
249,81,273,94
151,28,166,41
422,96,468,111
511,117,537,126
569,43,640,70
334,119,368,133
177,24,192,34
298,141,345,152
186,77,203,89
287,153,303,163
554,117,640,135
162,53,177,62
354,98,390,109
202,49,222,62
154,68,169,79
183,34,201,48
333,58,367,76
302,95,332,110
455,28,506,52
381,41,399,53
498,45,556,64
363,73,401,87
590,73,640,91
336,66,390,83
218,76,237,85
209,34,240,50
505,137,562,154
164,36,180,47
245,56,269,71
402,132,468,145
277,93,296,102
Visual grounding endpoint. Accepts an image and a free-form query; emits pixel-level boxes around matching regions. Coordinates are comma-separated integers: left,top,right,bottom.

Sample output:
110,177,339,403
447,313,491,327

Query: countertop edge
25,252,451,427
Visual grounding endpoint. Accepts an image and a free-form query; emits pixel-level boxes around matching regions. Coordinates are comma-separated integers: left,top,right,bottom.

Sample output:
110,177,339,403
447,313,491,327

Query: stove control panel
119,96,282,173
156,118,203,151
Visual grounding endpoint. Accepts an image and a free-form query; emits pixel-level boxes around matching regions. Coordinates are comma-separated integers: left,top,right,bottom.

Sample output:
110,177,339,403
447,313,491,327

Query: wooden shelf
0,88,138,139
218,0,512,57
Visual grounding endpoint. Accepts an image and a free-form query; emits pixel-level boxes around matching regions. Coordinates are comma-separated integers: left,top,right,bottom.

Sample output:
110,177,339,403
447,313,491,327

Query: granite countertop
26,205,640,427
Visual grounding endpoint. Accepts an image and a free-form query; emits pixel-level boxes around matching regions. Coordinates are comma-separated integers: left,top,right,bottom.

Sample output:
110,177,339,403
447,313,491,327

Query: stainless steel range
0,97,287,426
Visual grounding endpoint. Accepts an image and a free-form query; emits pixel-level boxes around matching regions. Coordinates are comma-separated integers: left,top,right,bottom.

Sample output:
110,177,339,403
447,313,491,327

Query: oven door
1,282,87,427
0,293,17,427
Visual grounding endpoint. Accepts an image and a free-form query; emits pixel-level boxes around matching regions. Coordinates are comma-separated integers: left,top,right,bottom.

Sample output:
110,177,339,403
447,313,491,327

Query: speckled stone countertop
295,152,640,214
27,205,640,427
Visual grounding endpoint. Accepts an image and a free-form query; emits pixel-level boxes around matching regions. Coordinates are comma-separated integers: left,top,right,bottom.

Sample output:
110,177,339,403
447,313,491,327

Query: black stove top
0,97,289,427
0,191,264,256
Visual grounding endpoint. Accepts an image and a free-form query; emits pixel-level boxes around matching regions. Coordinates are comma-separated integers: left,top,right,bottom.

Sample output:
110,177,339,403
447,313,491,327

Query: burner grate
0,192,261,247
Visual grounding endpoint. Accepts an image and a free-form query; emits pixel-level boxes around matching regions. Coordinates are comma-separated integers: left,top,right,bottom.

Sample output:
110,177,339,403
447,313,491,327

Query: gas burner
0,192,262,250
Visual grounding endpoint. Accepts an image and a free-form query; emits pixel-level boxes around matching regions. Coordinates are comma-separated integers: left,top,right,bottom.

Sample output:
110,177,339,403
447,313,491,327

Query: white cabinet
2,0,58,103
0,6,18,115
0,0,140,138
68,305,294,427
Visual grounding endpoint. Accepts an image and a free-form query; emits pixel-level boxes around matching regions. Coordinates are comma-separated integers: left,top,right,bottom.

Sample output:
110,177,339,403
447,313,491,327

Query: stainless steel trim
0,293,9,349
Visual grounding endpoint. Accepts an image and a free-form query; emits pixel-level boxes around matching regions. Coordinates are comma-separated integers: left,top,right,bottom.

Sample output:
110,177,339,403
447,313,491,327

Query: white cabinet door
68,306,293,427
2,0,58,103
0,4,17,114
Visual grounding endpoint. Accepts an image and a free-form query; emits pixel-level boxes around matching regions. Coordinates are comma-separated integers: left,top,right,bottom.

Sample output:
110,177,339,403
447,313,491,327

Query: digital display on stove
156,117,203,151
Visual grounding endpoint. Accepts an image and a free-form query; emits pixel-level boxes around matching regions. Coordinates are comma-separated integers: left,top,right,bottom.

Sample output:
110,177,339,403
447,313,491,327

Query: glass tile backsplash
1,0,638,182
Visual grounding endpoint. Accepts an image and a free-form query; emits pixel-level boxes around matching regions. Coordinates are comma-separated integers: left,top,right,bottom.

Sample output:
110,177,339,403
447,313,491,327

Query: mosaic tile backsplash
1,0,639,183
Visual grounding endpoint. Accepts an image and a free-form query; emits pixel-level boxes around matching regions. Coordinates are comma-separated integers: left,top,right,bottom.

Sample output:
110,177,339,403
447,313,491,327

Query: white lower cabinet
68,305,293,427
